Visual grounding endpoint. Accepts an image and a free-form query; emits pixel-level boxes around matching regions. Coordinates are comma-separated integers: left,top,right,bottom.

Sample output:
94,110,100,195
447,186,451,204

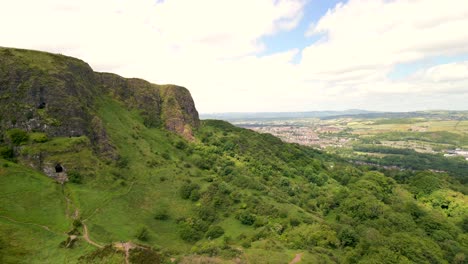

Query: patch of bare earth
289,253,303,264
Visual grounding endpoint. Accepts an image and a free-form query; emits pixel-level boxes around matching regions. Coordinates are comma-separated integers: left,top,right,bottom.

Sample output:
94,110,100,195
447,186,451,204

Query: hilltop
0,48,467,263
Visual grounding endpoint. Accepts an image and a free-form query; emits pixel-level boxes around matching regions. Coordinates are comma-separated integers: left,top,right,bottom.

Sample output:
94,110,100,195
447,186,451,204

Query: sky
1,0,468,113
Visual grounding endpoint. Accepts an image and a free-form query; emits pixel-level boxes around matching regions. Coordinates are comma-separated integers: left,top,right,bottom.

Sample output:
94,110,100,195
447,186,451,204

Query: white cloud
301,0,468,80
0,0,468,112
412,61,468,82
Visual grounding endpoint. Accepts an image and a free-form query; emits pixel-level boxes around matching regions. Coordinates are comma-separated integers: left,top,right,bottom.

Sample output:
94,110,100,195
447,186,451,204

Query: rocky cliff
95,73,200,139
0,47,200,151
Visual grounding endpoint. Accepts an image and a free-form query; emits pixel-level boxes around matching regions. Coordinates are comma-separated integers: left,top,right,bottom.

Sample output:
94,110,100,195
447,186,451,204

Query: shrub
68,171,83,184
0,146,14,160
179,224,203,242
338,226,359,247
205,226,225,239
161,152,170,160
175,140,187,150
128,248,161,264
179,183,200,200
154,209,169,220
135,227,149,241
72,219,82,228
189,189,201,201
289,217,301,227
116,156,129,168
30,133,48,143
236,212,256,226
197,206,217,223
8,129,29,145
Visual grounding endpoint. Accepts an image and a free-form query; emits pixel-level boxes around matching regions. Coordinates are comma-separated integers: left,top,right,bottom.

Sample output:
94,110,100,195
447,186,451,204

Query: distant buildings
444,148,468,159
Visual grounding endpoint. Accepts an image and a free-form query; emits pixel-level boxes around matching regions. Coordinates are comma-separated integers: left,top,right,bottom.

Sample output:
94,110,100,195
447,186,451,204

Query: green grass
0,160,69,232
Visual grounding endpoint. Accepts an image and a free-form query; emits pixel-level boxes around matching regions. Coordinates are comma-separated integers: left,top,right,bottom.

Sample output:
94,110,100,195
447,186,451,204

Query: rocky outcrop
160,85,200,140
96,73,200,140
0,48,96,138
96,73,163,128
0,47,200,150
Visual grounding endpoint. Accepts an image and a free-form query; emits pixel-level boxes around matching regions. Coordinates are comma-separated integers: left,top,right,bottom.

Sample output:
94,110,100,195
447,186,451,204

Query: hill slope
0,48,467,263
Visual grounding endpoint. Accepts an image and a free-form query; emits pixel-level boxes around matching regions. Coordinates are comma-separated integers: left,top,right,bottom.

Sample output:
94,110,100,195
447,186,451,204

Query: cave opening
55,164,63,173
38,102,46,109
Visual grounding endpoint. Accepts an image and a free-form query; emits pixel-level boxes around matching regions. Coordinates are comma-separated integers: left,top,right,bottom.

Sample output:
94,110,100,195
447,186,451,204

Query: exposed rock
43,162,68,183
160,85,200,140
90,116,118,160
96,73,200,140
0,47,200,153
0,47,96,138
96,73,163,128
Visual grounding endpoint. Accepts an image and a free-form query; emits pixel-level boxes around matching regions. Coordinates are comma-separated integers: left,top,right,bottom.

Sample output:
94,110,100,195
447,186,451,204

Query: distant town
234,116,468,161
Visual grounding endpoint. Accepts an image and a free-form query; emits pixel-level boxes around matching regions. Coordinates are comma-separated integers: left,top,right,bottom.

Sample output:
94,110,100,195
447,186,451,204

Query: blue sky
261,0,343,57
1,0,468,112
388,54,468,80
261,0,468,85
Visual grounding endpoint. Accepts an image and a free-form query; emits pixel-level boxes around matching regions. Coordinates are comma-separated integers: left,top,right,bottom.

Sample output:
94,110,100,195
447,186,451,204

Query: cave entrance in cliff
55,164,63,173
38,102,46,109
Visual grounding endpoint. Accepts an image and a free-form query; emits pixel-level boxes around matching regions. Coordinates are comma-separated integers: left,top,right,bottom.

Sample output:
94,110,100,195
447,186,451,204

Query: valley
229,113,468,181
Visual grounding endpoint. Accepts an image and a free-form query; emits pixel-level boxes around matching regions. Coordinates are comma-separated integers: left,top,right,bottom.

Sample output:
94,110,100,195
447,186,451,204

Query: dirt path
61,185,103,248
82,223,103,248
114,242,137,264
289,253,303,264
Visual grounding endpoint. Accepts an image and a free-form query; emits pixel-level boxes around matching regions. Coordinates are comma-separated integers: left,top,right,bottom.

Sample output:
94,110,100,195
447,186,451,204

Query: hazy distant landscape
209,111,468,182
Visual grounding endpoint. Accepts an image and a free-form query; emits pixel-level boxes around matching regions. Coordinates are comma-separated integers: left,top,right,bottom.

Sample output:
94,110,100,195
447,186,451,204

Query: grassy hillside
0,48,467,263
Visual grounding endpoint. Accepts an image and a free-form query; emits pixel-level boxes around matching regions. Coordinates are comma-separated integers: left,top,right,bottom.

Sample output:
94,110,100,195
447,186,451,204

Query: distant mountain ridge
202,110,468,122
201,109,376,121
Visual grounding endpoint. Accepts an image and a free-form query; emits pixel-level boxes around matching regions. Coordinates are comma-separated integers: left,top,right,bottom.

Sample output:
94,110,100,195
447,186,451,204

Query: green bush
289,217,301,227
236,212,256,226
205,226,225,239
116,156,129,168
154,209,169,220
189,189,201,201
197,206,217,223
128,248,161,264
68,171,83,184
8,129,29,145
30,133,48,143
161,152,170,160
72,219,82,228
179,183,200,200
179,224,203,242
175,140,187,150
135,227,149,241
338,226,359,247
0,146,14,159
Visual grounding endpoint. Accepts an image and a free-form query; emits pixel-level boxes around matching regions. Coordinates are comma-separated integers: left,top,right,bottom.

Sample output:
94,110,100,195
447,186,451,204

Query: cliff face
0,47,200,149
160,85,200,140
0,48,96,138
95,73,200,138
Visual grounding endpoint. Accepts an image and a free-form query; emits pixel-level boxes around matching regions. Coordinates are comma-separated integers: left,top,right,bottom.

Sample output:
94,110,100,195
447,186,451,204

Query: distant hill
321,110,468,120
202,110,468,122
201,109,376,121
